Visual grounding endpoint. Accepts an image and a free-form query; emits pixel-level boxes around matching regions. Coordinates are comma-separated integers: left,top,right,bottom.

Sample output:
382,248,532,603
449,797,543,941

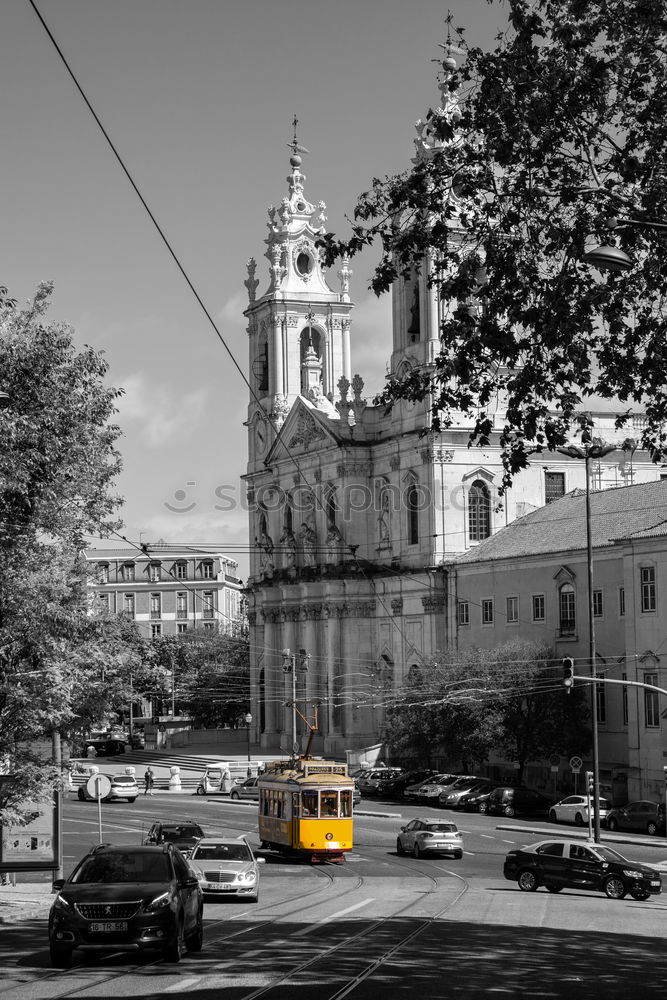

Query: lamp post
282,648,309,756
245,712,252,775
557,431,622,843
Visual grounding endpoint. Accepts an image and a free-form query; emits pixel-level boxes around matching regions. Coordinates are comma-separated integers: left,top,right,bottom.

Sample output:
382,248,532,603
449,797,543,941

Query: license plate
651,881,660,887
89,921,128,933
206,883,232,890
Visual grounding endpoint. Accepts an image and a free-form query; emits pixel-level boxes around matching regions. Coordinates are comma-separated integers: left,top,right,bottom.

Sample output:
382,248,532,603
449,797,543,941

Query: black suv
49,843,203,967
144,821,205,858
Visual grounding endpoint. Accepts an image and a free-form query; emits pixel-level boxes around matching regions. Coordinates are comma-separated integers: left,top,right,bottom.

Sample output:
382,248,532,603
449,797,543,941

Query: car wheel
49,942,73,968
549,810,557,823
603,875,627,900
546,885,563,893
185,913,203,952
574,813,584,826
630,888,650,901
196,786,206,796
647,821,658,836
127,798,136,804
77,788,85,801
478,801,488,814
413,842,421,859
517,869,538,892
503,805,515,818
230,791,240,800
396,838,404,855
454,850,463,860
163,917,184,963
607,818,618,831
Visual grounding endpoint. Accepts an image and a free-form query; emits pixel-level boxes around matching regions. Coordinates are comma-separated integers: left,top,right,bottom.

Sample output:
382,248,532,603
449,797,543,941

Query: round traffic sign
569,755,583,774
86,773,112,799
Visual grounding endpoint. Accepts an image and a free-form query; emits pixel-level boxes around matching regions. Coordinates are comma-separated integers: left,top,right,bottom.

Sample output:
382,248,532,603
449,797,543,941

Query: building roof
84,544,238,567
454,479,667,565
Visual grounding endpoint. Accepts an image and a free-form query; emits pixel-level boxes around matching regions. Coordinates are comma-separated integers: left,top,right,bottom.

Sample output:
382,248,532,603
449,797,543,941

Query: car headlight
145,891,173,911
191,867,205,881
53,895,72,914
237,870,257,883
622,869,646,879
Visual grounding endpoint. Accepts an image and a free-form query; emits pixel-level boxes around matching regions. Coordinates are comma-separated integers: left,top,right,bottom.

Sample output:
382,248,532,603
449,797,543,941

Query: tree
322,0,667,487
383,640,590,780
0,283,125,821
168,629,250,730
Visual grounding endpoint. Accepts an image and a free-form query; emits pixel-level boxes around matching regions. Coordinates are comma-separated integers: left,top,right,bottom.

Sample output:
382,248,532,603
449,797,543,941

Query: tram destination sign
303,764,348,776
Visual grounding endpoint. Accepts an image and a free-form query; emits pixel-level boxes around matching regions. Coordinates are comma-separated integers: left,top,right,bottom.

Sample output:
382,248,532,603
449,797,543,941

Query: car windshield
192,843,252,862
161,825,203,841
71,853,171,884
113,776,136,785
425,824,457,832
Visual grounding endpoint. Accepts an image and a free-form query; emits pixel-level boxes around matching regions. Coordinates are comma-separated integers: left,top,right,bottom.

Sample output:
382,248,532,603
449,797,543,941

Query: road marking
480,834,495,839
165,977,200,992
291,898,374,936
501,839,516,844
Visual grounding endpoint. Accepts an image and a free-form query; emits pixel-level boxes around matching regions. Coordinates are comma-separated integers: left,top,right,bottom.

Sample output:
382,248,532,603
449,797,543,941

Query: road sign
549,754,561,767
569,755,582,774
86,773,111,799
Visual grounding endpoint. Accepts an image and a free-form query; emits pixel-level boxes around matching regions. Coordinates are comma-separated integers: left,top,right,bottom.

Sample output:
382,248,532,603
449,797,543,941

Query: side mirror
400,826,406,832
256,857,266,865
52,878,65,892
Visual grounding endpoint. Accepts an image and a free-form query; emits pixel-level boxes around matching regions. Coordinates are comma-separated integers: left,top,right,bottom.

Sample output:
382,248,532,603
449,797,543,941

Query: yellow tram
257,758,354,863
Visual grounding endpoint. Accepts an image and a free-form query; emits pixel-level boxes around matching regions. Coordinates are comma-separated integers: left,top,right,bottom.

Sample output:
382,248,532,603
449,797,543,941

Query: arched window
406,480,420,545
468,480,491,541
559,583,576,635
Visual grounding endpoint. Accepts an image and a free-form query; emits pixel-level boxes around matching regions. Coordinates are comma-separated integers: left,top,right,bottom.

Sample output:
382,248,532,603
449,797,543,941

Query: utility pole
282,648,310,755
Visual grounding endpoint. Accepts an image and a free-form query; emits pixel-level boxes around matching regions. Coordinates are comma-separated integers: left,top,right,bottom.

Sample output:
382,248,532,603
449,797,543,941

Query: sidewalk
0,880,53,924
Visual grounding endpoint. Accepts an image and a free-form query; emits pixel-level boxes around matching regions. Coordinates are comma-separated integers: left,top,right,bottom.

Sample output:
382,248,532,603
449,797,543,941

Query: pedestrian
144,766,154,796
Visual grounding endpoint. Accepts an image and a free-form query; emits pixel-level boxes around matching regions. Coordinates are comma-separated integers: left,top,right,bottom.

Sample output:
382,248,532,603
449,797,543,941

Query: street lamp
245,712,252,774
584,216,667,273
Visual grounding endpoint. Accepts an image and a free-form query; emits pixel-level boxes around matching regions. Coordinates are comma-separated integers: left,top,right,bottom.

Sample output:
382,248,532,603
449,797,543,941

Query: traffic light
562,657,575,693
585,770,594,797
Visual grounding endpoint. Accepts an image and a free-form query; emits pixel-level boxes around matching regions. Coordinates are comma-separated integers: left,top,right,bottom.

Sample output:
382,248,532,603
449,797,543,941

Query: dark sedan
503,839,662,900
487,785,553,818
605,800,665,836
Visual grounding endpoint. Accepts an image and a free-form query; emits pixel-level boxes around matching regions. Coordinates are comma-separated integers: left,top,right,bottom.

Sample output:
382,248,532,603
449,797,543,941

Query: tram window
262,793,269,816
292,793,300,817
340,790,352,817
302,791,318,816
321,792,338,817
276,794,283,819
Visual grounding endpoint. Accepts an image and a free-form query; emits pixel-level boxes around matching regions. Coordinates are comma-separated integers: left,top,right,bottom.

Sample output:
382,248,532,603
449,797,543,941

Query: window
177,592,187,619
468,480,491,541
202,591,214,619
174,561,187,580
641,566,656,612
457,601,470,626
177,623,188,634
558,583,576,635
482,598,494,625
622,672,628,726
150,593,161,619
97,563,109,584
545,471,565,504
123,593,135,617
532,594,545,621
150,562,161,582
619,587,625,617
407,481,420,545
151,623,162,638
202,560,214,580
203,622,215,630
645,672,659,727
593,589,603,618
506,596,519,623
97,593,109,613
121,562,135,582
596,673,606,725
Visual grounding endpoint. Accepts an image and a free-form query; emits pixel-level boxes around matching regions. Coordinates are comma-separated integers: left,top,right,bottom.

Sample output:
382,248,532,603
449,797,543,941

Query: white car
549,794,611,826
229,776,260,801
189,837,265,901
396,818,464,859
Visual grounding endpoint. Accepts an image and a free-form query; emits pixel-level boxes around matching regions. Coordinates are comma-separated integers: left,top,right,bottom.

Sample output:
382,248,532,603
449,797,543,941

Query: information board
0,778,61,872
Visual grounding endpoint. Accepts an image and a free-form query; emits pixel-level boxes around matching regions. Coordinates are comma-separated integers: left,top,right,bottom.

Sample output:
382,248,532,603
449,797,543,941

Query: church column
272,314,284,398
260,608,280,743
425,251,440,346
342,319,352,382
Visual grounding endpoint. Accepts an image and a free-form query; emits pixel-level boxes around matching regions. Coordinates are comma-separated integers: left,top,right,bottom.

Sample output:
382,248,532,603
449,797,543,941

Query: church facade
243,66,658,757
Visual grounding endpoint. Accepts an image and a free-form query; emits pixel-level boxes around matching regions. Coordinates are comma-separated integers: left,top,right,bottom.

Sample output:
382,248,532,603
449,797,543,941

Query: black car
503,839,662,900
82,738,127,756
605,800,666,836
49,843,203,967
487,785,553,818
143,821,205,858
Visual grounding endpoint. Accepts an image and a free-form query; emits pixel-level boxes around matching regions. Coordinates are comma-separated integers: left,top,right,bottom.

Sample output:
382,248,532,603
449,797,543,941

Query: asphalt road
2,792,667,999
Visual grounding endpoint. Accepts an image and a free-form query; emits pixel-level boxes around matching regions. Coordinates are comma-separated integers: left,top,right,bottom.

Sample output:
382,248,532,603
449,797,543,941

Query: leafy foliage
169,628,251,730
383,639,590,779
322,0,667,486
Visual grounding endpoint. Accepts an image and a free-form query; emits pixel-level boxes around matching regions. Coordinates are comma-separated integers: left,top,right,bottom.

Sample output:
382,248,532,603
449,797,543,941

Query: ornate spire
413,20,464,163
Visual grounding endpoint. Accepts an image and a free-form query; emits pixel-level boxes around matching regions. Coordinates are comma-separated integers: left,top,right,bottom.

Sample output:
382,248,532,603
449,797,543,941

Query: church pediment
265,398,343,463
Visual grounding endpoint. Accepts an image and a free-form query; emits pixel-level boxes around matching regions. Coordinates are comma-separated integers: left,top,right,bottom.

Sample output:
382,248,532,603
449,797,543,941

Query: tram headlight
325,833,334,841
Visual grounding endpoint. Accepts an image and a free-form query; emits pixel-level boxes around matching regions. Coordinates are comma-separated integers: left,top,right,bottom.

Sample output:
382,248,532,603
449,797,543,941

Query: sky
1,0,507,580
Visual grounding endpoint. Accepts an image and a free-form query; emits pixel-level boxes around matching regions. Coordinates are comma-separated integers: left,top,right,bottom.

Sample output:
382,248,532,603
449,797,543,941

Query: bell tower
244,122,354,469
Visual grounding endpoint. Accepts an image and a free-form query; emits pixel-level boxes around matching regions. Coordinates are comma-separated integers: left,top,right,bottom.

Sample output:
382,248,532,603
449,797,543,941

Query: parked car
188,837,265,901
81,738,127,757
605,800,665,836
229,776,260,801
77,773,139,803
396,818,464,859
440,779,497,809
503,839,662,900
487,785,553,818
549,795,611,826
143,822,205,858
48,842,203,967
409,773,462,803
356,768,403,797
381,768,439,799
460,787,496,813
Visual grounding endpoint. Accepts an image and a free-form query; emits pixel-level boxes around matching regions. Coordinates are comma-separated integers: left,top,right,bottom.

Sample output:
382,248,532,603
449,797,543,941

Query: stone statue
279,526,297,570
326,522,345,564
258,530,274,576
378,490,391,545
299,519,318,567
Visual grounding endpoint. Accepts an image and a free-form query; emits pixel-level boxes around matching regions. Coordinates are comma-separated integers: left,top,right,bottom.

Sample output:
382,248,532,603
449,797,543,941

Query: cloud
116,373,207,447
349,291,392,396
